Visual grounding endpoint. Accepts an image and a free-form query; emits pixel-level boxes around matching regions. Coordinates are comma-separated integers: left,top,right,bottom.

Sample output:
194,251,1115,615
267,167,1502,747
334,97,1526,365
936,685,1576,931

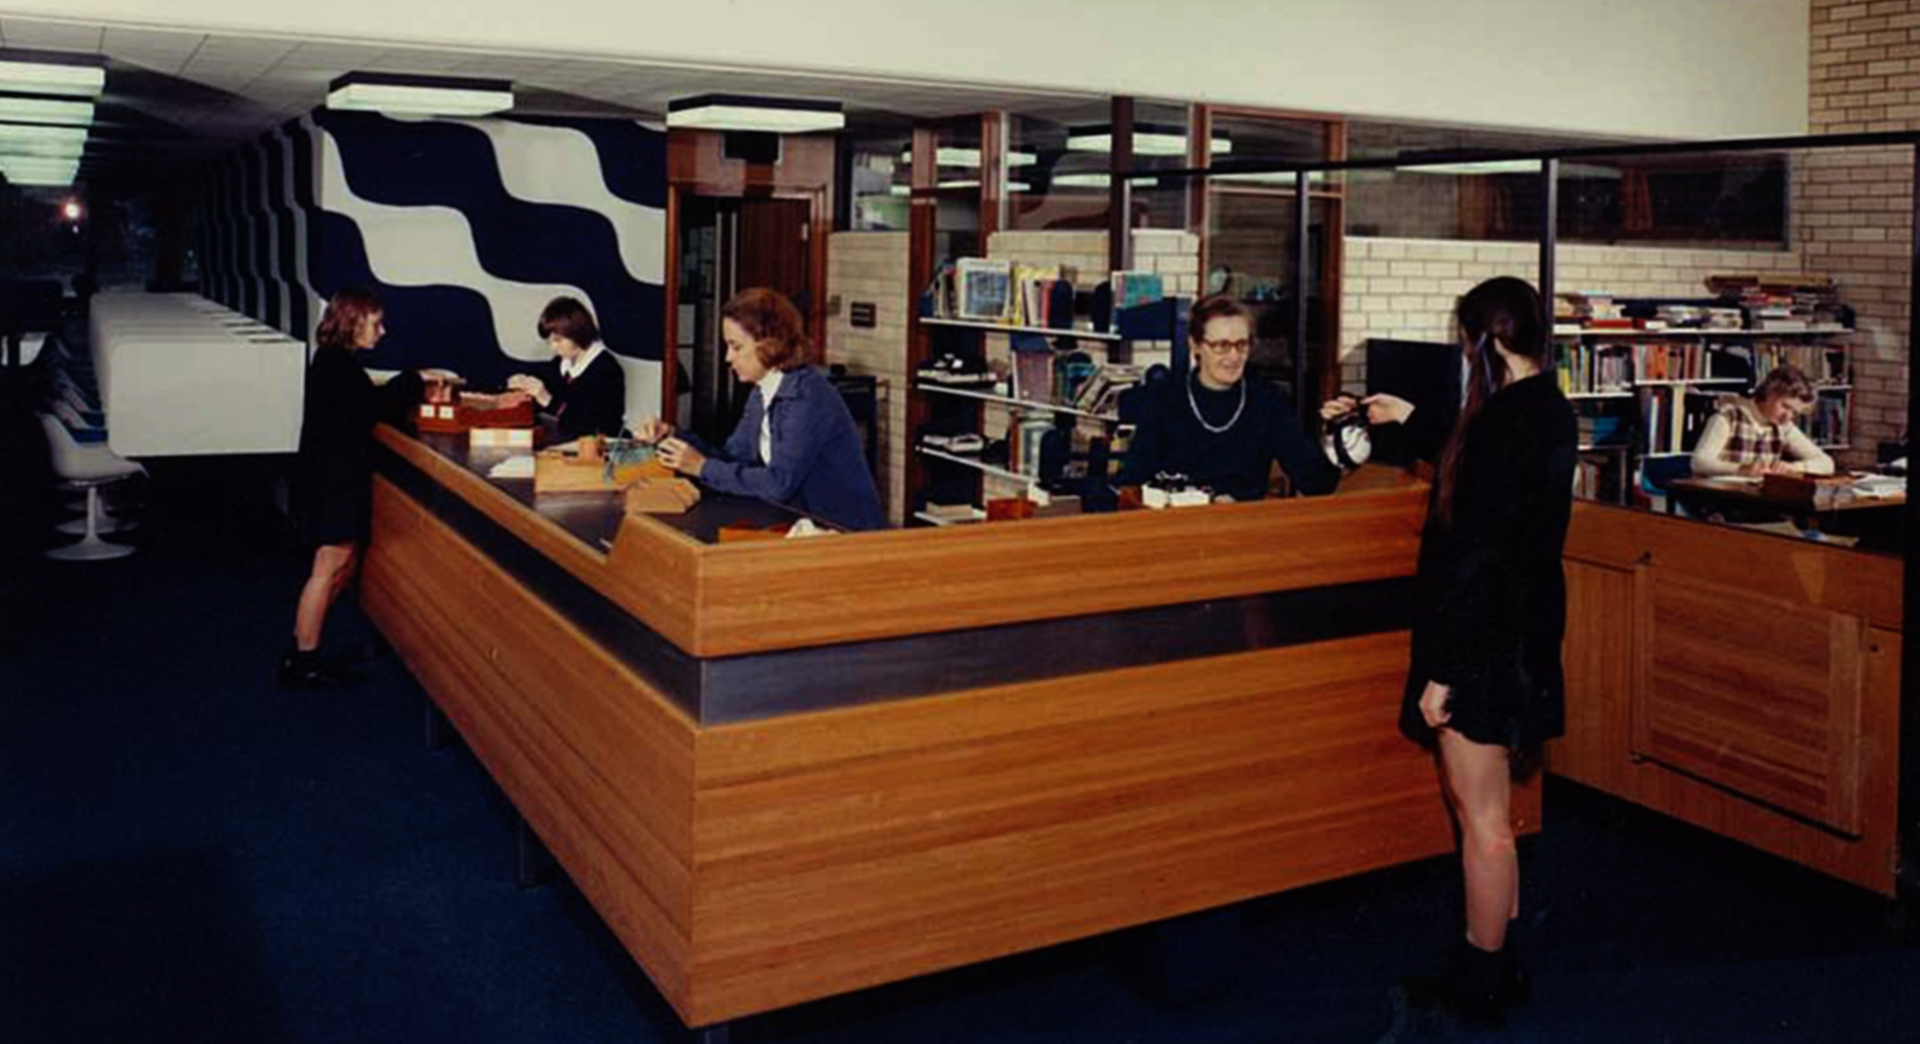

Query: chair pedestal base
46,484,135,562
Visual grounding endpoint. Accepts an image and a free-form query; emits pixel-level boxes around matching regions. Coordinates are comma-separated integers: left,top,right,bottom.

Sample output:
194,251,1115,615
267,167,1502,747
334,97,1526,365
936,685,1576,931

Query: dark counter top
414,431,802,550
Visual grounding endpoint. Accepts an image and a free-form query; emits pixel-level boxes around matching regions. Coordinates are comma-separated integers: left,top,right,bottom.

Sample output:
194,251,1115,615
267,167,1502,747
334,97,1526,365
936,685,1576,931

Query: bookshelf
1553,319,1856,505
908,292,1189,524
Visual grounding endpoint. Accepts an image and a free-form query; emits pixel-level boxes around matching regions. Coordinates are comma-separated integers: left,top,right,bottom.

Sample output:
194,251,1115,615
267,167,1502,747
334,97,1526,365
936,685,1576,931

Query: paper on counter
487,454,536,480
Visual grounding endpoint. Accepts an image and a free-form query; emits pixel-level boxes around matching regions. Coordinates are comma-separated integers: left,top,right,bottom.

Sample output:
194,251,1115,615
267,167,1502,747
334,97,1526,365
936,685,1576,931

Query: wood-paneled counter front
361,427,1536,1027
1551,503,1904,895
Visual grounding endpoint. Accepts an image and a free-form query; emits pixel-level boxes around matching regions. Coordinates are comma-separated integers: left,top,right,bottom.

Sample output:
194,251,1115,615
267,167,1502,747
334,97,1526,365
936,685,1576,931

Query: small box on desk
624,478,701,515
534,441,671,494
417,398,536,434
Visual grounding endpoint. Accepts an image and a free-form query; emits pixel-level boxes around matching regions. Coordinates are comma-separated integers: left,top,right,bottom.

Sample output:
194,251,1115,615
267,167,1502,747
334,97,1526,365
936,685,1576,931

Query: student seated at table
1689,365,1835,479
503,296,628,441
639,287,884,532
1114,294,1340,501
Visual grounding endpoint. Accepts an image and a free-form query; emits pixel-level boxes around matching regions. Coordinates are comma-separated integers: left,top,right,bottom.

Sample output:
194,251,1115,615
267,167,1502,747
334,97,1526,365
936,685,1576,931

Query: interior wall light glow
667,94,843,133
0,96,94,126
327,72,513,116
0,59,105,98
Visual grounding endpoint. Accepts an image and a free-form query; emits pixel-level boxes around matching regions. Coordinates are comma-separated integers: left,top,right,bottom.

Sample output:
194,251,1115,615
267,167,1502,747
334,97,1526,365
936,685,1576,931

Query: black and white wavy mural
201,109,666,423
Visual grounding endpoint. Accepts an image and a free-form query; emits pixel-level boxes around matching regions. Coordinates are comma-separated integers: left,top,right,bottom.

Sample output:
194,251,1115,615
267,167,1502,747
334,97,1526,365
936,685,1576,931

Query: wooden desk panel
1565,502,1902,631
362,478,702,1009
684,632,1538,1024
1552,505,1903,895
381,426,1430,659
690,484,1428,656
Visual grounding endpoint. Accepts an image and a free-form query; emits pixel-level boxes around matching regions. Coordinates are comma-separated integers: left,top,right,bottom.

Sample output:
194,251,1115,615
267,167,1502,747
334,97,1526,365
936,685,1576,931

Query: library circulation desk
360,426,1533,1028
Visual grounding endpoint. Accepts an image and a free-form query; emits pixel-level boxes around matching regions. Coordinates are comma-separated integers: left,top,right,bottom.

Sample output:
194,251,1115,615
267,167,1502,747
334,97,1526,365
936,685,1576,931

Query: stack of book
1705,273,1846,331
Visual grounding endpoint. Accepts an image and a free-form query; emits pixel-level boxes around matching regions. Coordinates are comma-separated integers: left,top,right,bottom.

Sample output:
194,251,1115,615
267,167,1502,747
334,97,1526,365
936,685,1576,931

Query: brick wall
1806,0,1915,459
824,232,911,525
1338,237,1803,387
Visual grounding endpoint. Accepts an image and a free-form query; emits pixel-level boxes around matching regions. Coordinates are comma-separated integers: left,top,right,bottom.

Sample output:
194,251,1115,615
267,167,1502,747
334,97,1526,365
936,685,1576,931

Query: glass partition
1549,143,1909,556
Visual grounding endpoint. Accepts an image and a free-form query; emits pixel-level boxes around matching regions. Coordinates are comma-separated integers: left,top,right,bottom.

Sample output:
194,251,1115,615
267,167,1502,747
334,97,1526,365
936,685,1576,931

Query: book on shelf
1010,334,1054,406
1809,395,1850,447
956,258,1013,321
1073,364,1144,417
1554,340,1633,394
1750,341,1848,385
1637,385,1722,456
1111,271,1165,311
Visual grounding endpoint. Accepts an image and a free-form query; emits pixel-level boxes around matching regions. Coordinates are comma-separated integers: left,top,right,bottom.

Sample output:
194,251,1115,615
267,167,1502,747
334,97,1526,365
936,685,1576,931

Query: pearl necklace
1186,373,1246,434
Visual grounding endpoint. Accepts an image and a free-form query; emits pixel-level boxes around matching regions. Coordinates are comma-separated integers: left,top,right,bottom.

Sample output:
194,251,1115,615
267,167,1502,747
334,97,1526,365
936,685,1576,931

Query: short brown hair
721,288,811,371
1755,365,1814,404
1188,294,1254,343
316,285,383,351
537,296,599,350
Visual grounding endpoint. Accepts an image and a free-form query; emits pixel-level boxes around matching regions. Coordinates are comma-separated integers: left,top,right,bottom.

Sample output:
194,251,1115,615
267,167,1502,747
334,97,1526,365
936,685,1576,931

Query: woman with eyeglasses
1114,294,1339,501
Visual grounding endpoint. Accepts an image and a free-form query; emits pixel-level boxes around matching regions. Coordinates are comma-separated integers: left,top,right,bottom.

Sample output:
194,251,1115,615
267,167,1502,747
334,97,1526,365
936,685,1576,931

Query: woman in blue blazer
643,288,884,531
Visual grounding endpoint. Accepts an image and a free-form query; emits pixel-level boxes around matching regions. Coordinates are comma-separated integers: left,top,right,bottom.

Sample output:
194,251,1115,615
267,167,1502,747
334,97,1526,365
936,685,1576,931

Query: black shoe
278,647,363,690
1401,939,1521,1031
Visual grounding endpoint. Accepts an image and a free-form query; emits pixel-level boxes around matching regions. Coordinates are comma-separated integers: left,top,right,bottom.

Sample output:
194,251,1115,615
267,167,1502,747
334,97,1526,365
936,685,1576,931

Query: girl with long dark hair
1403,276,1577,1027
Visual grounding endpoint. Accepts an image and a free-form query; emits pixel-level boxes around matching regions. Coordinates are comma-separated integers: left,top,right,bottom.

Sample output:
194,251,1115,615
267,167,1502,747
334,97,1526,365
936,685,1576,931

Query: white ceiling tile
178,60,272,91
192,35,298,65
274,41,390,69
361,48,477,74
0,16,103,53
101,26,204,68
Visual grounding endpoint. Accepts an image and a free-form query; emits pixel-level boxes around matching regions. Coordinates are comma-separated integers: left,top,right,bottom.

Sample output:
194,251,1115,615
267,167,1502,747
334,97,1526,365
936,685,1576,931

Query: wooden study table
1666,474,1907,552
1667,474,1907,515
359,426,1530,1031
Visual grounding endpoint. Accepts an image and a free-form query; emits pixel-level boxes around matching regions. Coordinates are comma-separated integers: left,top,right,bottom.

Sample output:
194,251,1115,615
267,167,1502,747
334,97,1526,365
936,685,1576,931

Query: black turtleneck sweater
1115,373,1340,501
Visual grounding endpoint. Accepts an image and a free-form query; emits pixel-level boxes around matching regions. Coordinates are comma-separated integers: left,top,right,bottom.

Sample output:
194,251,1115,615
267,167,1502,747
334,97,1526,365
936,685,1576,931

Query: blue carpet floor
4,451,1919,1043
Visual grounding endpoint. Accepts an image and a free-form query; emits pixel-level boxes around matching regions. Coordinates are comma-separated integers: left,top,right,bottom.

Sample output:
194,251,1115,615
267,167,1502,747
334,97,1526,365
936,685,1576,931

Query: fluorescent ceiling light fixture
1210,170,1334,187
0,123,88,147
666,94,843,133
1053,173,1161,188
888,180,1033,196
1401,159,1544,176
0,96,93,126
328,72,513,116
898,147,1039,168
1,157,81,185
0,136,85,159
0,59,104,98
1067,124,1231,157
